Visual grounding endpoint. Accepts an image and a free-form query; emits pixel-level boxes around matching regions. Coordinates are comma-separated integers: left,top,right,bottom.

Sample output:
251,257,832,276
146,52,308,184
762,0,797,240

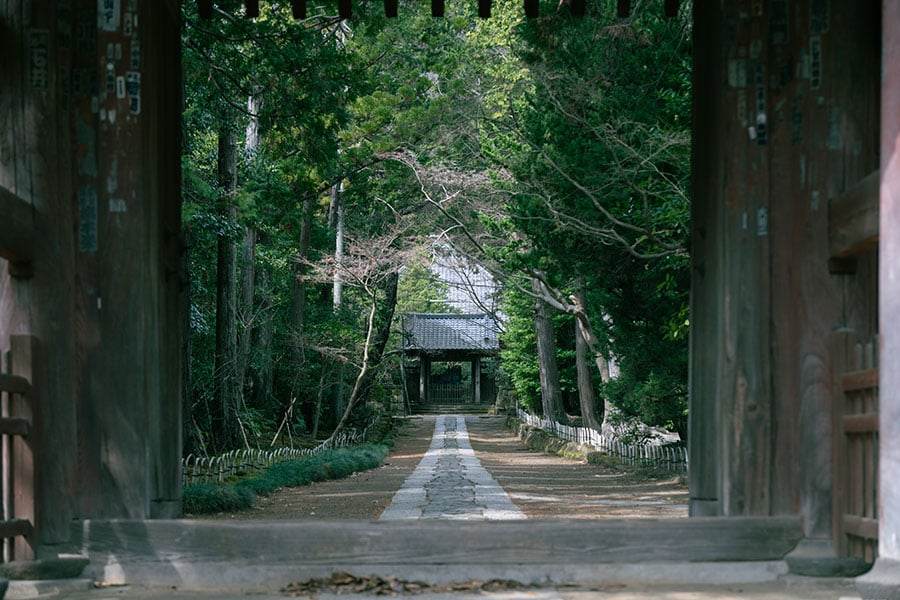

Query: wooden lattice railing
0,335,37,561
832,330,879,562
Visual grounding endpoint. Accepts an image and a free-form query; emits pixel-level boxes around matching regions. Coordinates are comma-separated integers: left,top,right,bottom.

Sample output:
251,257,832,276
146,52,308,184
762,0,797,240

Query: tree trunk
250,268,274,411
182,227,200,457
531,275,566,423
212,128,241,452
238,93,260,408
327,271,400,443
330,185,345,420
291,196,315,341
236,226,255,399
573,289,603,430
331,185,344,312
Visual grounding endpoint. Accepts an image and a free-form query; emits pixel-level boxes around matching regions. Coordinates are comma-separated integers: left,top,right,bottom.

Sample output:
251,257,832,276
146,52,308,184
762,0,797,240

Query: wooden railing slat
842,413,879,433
843,514,879,540
0,518,32,539
0,373,31,394
841,368,878,392
0,417,31,437
0,185,35,274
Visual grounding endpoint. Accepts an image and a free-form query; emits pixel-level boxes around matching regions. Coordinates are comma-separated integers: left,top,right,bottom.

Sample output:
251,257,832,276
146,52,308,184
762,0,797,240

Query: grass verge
183,443,391,515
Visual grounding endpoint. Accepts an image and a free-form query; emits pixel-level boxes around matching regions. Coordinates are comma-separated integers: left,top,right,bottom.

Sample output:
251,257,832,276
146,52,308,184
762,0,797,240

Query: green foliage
498,283,578,415
182,443,390,514
397,263,454,316
486,0,692,432
181,0,693,451
182,483,257,514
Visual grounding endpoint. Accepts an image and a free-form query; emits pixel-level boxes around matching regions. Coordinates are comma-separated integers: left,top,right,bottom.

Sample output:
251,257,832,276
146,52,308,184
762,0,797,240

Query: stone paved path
380,415,525,520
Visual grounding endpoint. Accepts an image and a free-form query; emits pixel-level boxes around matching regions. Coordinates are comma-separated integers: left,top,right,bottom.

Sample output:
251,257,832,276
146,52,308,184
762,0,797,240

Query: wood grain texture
0,186,34,270
687,0,724,517
0,416,31,436
0,519,32,540
689,1,882,547
76,518,804,566
879,0,900,562
9,336,36,560
0,373,30,394
829,170,880,258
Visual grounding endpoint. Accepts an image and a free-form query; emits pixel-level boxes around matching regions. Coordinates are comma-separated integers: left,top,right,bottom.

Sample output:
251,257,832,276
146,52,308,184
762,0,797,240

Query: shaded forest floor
203,415,688,521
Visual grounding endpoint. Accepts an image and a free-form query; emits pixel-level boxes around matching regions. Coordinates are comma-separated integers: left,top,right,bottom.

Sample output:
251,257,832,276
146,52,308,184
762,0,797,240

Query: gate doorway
401,313,499,412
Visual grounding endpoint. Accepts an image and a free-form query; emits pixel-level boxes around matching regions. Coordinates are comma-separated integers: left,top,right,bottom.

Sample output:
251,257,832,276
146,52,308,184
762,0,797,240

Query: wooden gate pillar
690,0,882,549
420,357,431,405
858,1,900,594
472,357,481,405
1,1,183,545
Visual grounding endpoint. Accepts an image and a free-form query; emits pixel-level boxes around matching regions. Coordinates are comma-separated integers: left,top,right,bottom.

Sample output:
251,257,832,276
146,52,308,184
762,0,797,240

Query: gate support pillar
858,1,900,597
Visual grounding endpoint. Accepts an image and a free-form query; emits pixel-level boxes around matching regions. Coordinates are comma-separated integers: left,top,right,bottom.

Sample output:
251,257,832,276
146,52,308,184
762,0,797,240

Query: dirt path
205,415,687,521
466,416,688,519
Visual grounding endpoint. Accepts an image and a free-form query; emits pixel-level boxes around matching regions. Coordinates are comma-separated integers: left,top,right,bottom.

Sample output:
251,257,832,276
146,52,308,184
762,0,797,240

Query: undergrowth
183,442,391,515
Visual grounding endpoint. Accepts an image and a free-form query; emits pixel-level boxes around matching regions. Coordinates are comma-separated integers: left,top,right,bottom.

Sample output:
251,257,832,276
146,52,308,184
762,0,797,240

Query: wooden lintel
829,170,880,259
0,373,31,395
0,417,31,437
843,514,879,540
841,368,878,392
842,412,879,433
0,185,34,274
0,518,32,540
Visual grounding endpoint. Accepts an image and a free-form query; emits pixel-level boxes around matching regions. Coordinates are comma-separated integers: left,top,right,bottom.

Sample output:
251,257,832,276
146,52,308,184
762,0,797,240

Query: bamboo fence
516,408,688,472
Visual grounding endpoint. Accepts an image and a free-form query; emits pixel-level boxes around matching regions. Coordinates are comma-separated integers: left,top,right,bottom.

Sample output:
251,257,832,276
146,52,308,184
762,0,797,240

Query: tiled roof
402,313,500,353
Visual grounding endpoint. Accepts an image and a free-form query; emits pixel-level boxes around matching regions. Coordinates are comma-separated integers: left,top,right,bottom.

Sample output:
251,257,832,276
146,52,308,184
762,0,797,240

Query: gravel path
379,415,525,520
204,415,687,521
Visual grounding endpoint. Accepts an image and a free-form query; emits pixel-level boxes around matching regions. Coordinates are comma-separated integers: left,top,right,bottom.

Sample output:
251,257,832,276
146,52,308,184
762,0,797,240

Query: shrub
183,443,391,515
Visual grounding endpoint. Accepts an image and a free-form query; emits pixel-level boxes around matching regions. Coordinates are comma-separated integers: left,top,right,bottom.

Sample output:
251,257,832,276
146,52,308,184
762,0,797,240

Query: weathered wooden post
690,0,884,577
1,1,184,560
857,1,900,595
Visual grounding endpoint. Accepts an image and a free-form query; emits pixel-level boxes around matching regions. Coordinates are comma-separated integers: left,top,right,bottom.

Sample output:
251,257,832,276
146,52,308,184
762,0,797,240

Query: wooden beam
0,519,32,540
829,170,880,259
0,374,30,394
0,185,34,277
841,368,879,392
843,515,879,541
0,417,31,437
78,517,805,571
842,413,879,434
